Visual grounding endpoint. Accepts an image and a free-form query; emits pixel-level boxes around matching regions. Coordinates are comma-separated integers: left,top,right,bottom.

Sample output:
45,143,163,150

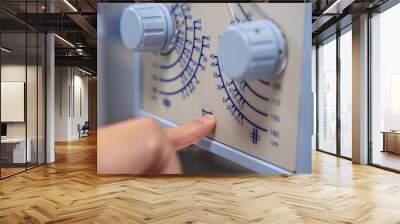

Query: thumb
165,115,216,150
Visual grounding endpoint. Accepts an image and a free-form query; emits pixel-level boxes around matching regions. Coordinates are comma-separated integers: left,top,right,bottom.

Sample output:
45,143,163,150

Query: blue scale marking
250,128,260,145
202,109,213,116
160,30,183,56
214,56,267,132
234,6,270,94
159,20,200,81
229,80,269,117
170,3,178,12
243,82,270,101
220,4,270,103
159,36,206,96
159,4,180,56
159,9,190,66
259,80,270,85
159,16,188,66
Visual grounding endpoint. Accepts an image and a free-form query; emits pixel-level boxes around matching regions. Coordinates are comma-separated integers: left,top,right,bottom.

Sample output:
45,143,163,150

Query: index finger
165,115,216,150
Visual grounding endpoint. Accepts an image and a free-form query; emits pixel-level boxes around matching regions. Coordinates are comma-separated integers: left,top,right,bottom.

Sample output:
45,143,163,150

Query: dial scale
118,3,312,173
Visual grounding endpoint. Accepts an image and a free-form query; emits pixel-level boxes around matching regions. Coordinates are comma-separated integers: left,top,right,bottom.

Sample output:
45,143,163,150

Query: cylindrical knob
218,19,287,80
120,3,175,51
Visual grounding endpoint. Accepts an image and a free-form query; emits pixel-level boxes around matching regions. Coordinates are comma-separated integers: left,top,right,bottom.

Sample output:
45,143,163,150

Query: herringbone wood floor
1,135,400,223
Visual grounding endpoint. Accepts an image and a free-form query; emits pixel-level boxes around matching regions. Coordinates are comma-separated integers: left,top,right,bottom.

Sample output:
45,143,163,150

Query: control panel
118,3,312,173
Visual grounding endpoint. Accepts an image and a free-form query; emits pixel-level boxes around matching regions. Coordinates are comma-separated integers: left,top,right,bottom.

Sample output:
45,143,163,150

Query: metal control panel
99,3,312,173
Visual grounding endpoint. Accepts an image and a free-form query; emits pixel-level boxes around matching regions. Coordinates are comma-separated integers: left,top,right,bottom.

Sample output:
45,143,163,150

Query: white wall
55,67,89,141
55,67,70,141
1,65,37,138
72,73,89,137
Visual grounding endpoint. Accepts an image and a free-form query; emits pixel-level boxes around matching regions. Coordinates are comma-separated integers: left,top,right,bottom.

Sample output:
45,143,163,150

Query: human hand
97,115,216,174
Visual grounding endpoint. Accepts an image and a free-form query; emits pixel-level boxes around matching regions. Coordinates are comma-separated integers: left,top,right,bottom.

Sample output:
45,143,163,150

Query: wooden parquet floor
1,135,400,223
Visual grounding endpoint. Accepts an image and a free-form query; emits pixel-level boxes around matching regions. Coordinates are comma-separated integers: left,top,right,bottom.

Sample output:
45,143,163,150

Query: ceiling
0,0,98,73
0,0,395,73
312,0,391,43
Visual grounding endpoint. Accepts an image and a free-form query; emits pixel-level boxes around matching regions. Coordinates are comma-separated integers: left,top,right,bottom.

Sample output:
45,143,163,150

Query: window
0,1,47,179
317,36,337,155
339,28,352,158
316,25,353,159
370,3,400,171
